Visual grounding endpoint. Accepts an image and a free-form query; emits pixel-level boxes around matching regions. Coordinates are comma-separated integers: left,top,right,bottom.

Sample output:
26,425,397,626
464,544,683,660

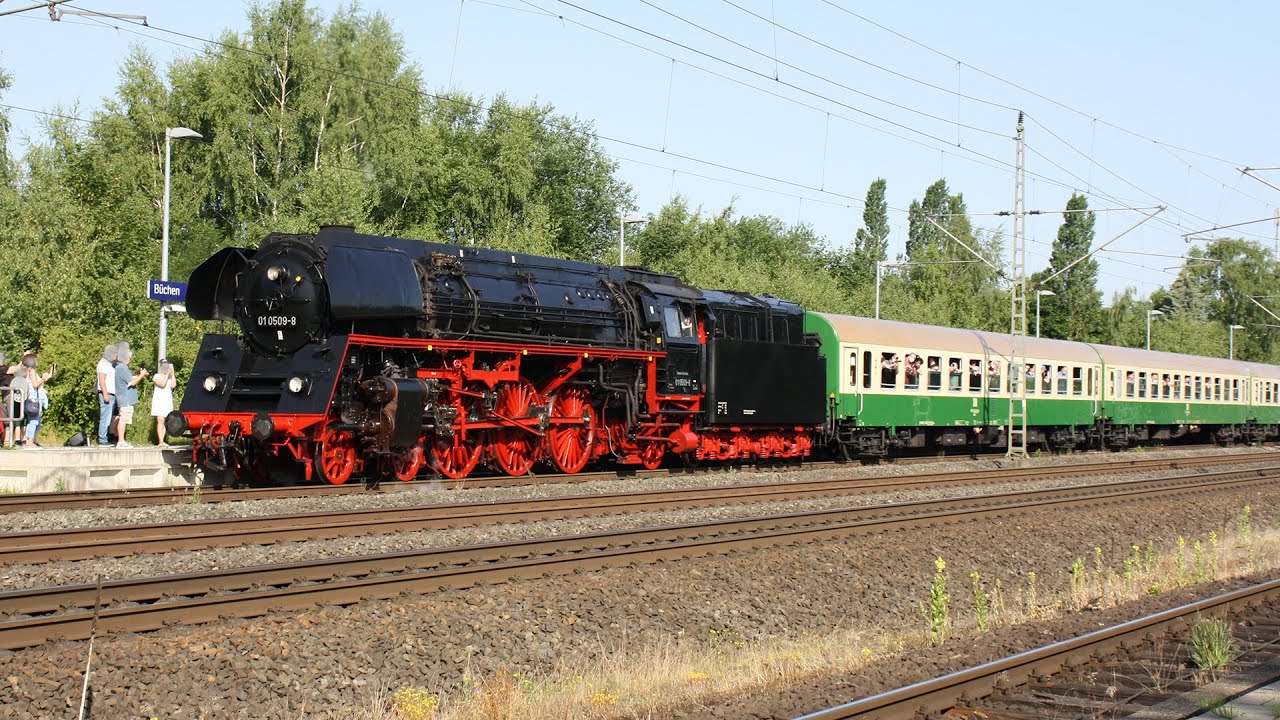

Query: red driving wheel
492,380,542,476
431,385,483,479
547,388,596,474
391,440,425,482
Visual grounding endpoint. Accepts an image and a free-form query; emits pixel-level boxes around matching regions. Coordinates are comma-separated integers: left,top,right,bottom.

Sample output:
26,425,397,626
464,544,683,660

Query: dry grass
335,513,1280,720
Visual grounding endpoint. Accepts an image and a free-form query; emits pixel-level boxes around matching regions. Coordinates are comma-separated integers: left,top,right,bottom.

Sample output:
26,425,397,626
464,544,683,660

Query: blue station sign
147,279,188,301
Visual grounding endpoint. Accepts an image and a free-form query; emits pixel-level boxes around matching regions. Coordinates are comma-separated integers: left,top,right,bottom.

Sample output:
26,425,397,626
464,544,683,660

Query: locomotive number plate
257,316,298,327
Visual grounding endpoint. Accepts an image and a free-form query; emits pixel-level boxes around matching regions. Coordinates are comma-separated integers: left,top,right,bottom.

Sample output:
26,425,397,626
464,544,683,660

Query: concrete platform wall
0,447,196,492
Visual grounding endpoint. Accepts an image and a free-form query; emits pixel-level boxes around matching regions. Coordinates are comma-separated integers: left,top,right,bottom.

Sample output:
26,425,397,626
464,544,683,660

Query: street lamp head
621,214,646,225
1230,324,1245,329
166,126,203,140
1037,289,1055,297
1148,309,1164,317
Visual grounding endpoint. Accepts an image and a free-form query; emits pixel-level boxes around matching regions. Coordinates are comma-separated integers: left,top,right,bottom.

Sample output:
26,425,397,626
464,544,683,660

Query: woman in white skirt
151,360,177,446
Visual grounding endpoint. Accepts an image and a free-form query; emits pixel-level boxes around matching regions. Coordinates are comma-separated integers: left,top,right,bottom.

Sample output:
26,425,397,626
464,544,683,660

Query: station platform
1131,655,1280,719
0,446,196,492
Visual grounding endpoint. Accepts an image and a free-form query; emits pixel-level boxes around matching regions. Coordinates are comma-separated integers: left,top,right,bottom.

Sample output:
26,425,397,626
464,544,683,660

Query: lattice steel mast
1007,112,1028,462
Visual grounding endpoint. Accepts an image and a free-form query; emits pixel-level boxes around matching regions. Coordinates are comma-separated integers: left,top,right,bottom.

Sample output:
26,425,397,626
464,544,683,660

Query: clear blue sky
2,0,1278,299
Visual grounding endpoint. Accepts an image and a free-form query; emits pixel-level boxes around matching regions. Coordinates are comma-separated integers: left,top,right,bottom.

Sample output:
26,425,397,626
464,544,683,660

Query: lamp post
874,261,884,319
619,213,646,266
1035,289,1055,338
1146,309,1164,350
158,126,203,363
1229,324,1245,359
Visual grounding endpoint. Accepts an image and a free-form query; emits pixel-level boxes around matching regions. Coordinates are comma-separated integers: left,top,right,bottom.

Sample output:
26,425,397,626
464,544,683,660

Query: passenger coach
805,312,1280,457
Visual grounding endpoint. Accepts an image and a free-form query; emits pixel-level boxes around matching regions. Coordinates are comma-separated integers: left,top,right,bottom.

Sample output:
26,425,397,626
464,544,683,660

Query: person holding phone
151,360,177,446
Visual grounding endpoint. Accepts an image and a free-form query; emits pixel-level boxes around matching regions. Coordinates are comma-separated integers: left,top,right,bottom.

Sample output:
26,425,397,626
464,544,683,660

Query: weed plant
1189,618,1236,672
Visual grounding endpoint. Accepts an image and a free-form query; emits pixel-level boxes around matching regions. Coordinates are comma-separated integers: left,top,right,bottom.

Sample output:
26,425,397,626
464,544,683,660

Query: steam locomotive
168,226,826,483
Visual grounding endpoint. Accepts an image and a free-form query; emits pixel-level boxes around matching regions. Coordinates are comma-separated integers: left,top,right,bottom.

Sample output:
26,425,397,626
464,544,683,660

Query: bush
38,327,119,437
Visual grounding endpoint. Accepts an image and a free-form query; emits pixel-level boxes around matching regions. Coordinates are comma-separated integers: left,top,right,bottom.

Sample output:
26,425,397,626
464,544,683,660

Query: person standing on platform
19,351,53,447
96,343,118,447
112,347,148,449
151,360,176,446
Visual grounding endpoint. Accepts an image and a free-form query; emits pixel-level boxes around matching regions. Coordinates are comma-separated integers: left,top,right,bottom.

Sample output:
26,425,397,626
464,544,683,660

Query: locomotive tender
169,226,1280,483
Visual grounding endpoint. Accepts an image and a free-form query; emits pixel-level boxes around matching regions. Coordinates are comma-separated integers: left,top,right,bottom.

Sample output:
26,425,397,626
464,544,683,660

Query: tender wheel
547,388,595,474
392,441,425,482
315,424,357,485
492,380,542,476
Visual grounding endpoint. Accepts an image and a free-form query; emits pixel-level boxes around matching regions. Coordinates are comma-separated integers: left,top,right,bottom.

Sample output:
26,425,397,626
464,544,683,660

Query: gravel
0,445,1274,712
1,444,1271,534
0,469,1274,718
0,462,1266,594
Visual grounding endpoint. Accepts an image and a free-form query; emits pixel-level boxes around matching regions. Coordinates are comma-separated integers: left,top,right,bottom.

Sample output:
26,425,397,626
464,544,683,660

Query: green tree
1038,194,1103,341
900,179,1006,331
836,178,889,293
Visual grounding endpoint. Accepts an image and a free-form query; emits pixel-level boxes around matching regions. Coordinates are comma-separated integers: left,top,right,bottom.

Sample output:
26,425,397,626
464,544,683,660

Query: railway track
2,453,1277,565
795,578,1280,720
1,444,1262,514
0,464,1273,651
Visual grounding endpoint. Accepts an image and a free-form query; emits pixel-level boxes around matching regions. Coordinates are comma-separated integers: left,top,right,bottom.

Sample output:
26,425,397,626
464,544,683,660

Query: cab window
664,305,695,339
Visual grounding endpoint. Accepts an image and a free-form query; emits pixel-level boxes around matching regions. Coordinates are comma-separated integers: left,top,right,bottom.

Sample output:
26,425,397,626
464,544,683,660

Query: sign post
148,280,188,361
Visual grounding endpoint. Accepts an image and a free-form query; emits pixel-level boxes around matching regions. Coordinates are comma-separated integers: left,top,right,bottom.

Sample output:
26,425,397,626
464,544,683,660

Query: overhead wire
816,0,1249,168
38,1,1256,285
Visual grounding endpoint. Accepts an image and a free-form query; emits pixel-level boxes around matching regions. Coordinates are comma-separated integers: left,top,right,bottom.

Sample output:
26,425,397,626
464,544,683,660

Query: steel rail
1,455,1276,565
0,445,1260,514
793,578,1280,720
0,468,1273,650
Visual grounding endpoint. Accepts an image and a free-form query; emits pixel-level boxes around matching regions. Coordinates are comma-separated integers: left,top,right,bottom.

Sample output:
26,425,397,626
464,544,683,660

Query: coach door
840,343,861,418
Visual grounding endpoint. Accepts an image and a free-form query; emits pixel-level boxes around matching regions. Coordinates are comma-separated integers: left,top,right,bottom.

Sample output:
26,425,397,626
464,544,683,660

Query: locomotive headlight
202,374,224,393
266,265,283,281
287,375,312,394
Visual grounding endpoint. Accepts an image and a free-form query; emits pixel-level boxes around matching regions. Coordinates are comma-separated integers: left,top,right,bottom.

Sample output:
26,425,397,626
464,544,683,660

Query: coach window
1055,366,1067,395
1108,371,1116,399
948,357,964,391
1124,371,1135,398
926,356,942,391
968,360,982,392
1039,364,1052,395
862,351,872,390
1072,367,1084,396
1139,372,1150,399
1194,377,1203,401
904,353,921,390
847,352,858,390
881,352,900,389
1171,375,1181,400
1025,363,1037,395
1231,378,1239,402
988,360,1003,394
1159,374,1170,399
1214,378,1223,401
